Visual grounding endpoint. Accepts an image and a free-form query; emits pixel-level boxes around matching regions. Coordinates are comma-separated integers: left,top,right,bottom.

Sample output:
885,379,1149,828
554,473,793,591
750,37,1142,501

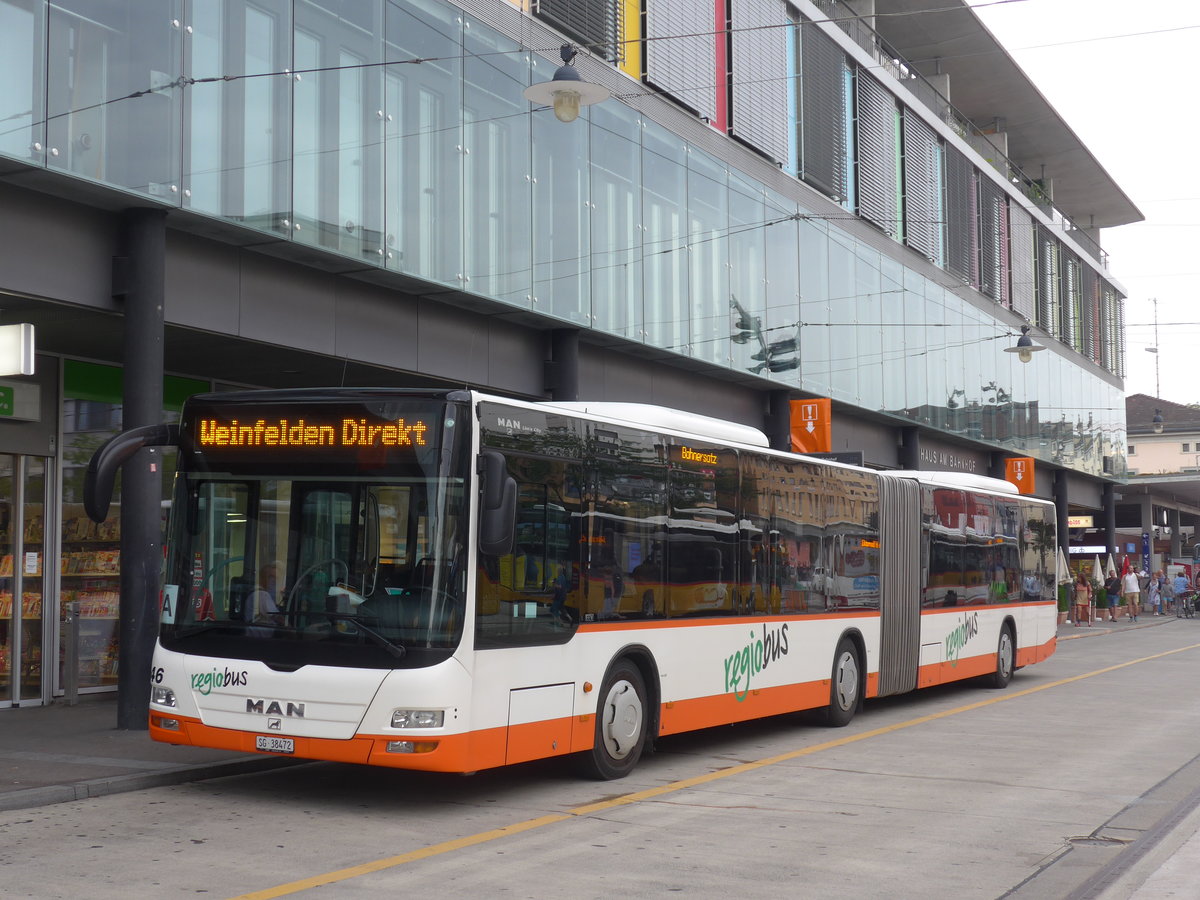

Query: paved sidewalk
1057,608,1180,638
0,696,297,812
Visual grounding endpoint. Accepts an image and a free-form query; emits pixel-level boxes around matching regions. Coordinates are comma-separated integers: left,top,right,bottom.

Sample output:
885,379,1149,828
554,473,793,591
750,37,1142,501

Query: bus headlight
390,709,444,728
151,686,177,708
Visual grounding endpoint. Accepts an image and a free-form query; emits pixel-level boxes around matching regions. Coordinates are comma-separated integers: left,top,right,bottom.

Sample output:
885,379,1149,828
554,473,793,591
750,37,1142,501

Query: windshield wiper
321,613,406,659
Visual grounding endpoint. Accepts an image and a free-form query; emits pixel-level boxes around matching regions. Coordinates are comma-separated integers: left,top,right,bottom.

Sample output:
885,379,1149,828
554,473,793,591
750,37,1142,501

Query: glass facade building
0,0,1135,704
0,0,1127,477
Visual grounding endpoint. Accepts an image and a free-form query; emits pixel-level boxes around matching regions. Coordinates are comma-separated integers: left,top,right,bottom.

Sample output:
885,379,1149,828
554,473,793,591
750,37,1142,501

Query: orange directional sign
1004,456,1036,494
790,398,831,454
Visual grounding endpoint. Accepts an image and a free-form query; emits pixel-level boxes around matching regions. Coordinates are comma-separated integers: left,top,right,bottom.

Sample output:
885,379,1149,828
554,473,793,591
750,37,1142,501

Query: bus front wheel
824,638,860,727
580,660,647,780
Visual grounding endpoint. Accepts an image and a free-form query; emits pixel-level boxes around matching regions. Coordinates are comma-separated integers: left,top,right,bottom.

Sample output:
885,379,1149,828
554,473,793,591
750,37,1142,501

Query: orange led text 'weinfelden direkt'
198,418,429,448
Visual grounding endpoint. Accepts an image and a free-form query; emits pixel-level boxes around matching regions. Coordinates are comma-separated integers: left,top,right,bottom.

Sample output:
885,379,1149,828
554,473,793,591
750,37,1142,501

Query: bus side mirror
478,450,517,556
84,423,181,523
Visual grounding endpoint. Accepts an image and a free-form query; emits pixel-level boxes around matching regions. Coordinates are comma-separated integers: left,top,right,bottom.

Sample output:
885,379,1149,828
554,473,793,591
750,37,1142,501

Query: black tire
578,660,648,780
986,626,1015,689
824,638,860,728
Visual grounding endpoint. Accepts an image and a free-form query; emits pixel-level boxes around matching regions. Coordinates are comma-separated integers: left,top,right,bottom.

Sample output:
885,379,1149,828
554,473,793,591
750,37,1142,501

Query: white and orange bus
85,389,1057,779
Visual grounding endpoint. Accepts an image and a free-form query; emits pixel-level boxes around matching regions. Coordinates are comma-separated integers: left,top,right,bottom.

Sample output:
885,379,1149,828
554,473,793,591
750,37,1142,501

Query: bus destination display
197,416,429,449
182,399,448,470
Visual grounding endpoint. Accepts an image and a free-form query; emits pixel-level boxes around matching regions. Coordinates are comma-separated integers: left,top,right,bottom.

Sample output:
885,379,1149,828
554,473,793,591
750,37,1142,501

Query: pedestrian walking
1121,566,1141,622
1148,571,1162,616
1104,571,1121,622
1071,573,1093,626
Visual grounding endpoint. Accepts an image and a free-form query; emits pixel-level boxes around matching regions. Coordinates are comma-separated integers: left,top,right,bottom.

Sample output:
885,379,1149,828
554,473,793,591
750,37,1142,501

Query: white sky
972,0,1199,406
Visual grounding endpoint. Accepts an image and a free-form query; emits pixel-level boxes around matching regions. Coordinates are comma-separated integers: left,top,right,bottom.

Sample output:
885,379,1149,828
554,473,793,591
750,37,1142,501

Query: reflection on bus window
476,451,584,647
163,474,468,665
923,486,1046,607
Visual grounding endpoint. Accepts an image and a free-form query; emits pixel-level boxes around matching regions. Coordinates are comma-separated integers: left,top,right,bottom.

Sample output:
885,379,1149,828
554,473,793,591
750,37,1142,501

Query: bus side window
475,451,582,645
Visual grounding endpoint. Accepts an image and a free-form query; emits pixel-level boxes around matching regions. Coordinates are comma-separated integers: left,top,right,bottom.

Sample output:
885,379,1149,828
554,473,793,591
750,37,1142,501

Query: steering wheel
286,557,350,610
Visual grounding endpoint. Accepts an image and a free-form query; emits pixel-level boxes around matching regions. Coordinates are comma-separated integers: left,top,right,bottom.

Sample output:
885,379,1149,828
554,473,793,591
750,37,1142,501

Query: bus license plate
255,735,294,754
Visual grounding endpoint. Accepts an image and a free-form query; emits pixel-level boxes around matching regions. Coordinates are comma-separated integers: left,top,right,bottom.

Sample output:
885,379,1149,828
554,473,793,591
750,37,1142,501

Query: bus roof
885,470,1020,495
538,401,771,448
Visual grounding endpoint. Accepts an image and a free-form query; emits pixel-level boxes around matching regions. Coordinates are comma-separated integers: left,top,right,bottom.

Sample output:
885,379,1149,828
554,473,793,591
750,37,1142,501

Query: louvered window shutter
1099,284,1115,372
1081,265,1100,363
1035,225,1061,338
901,110,942,265
856,72,899,237
731,0,789,164
799,19,847,201
1114,290,1127,378
1062,251,1081,351
943,146,978,287
978,178,1007,304
645,0,718,123
1008,203,1035,321
534,0,622,63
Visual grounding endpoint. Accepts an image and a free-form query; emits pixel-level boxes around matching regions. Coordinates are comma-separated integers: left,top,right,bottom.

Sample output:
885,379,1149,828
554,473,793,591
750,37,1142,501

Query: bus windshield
159,395,470,668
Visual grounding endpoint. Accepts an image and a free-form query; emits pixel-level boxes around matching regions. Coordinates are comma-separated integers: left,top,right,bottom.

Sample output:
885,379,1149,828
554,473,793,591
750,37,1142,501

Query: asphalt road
5,621,1200,900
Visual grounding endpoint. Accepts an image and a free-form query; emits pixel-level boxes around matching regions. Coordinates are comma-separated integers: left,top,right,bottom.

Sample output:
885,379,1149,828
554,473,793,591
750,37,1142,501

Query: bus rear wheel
579,660,647,780
986,626,1015,689
824,638,860,728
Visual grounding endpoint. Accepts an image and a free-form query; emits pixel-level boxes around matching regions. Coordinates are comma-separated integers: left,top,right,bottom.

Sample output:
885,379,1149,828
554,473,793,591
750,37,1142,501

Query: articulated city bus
85,389,1057,779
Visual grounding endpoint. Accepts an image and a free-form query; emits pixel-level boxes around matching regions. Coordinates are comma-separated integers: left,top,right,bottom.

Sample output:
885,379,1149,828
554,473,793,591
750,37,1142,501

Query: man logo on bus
246,698,306,718
945,612,980,666
724,624,789,702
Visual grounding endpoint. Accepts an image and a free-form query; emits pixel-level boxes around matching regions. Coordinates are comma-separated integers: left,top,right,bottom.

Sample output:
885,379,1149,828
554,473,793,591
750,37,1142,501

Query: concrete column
1053,470,1069,556
926,73,951,103
988,452,1005,480
765,391,792,453
116,208,167,730
898,426,920,470
1103,483,1116,556
545,329,579,402
1138,496,1154,538
1137,497,1155,572
1170,508,1182,559
842,0,875,28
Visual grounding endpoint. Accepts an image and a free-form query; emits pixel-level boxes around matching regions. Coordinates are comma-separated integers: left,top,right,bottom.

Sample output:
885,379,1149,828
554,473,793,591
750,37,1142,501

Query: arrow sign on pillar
790,399,831,453
1005,457,1036,494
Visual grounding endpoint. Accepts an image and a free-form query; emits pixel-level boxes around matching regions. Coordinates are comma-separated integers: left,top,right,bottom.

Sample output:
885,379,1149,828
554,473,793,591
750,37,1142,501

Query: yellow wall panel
620,0,641,80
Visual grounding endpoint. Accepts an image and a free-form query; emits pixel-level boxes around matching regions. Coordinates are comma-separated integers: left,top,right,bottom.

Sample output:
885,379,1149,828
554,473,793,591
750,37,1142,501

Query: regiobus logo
723,624,789,702
945,612,980,666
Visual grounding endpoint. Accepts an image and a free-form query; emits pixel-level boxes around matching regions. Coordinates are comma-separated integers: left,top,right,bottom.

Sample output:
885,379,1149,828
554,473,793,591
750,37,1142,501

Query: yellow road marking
229,641,1200,899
